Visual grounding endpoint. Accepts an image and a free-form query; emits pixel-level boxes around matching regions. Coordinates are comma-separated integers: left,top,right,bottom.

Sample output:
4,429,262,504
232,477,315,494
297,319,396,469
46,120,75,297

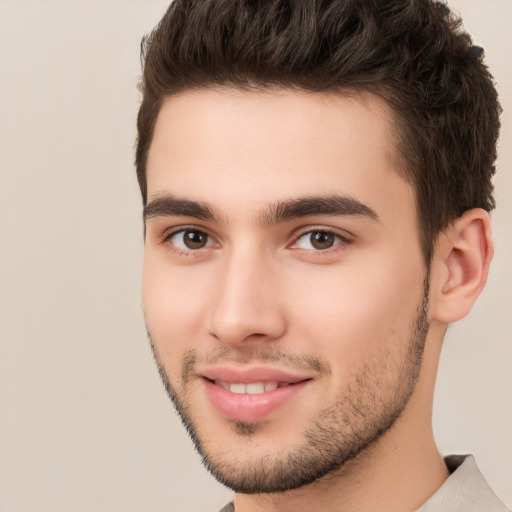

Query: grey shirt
219,455,509,511
417,454,508,511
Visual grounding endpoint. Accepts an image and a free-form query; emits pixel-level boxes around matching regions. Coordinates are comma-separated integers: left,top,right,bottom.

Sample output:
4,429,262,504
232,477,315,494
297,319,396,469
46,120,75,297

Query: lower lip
202,379,311,422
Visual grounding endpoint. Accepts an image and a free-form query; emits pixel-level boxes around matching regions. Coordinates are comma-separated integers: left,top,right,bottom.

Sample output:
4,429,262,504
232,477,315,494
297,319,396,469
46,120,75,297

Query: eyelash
160,226,353,255
291,229,352,252
161,226,217,254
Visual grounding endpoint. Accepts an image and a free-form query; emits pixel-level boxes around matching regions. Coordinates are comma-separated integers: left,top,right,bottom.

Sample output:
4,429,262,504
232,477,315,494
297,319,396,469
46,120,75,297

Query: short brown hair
136,0,501,263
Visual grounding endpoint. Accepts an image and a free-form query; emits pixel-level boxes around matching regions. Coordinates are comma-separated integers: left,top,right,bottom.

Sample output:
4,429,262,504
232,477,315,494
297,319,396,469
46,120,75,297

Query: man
136,0,508,510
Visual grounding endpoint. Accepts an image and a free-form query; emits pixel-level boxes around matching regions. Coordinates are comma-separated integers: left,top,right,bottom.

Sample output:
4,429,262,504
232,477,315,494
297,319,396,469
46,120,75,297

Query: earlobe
430,209,494,324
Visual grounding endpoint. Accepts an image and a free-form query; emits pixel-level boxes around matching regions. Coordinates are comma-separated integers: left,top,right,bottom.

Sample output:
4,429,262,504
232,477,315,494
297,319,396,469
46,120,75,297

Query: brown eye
295,230,343,250
169,229,213,250
310,231,336,249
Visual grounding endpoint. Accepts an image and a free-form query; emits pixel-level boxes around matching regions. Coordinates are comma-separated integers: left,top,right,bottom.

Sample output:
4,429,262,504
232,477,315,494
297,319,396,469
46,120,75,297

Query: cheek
142,253,207,362
284,258,425,364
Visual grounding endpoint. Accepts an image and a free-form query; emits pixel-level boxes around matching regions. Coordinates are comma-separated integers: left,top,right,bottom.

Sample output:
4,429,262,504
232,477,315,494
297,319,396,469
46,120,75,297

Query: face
142,89,429,493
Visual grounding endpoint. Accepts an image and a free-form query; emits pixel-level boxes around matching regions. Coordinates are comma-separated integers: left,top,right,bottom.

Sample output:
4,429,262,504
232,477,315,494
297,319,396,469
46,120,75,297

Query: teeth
264,382,278,392
216,381,280,394
230,383,246,394
218,381,231,391
246,383,265,394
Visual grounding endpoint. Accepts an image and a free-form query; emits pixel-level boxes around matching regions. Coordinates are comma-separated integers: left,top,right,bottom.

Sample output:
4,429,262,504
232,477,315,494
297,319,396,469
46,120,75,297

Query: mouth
200,368,313,422
207,379,298,395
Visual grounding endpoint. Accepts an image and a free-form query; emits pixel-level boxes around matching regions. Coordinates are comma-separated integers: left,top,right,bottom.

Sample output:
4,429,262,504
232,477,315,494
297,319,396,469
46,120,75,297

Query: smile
201,371,312,422
215,380,291,394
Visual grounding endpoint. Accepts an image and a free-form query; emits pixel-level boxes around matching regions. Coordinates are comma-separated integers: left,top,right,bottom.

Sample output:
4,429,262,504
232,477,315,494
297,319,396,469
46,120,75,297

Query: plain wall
0,1,510,510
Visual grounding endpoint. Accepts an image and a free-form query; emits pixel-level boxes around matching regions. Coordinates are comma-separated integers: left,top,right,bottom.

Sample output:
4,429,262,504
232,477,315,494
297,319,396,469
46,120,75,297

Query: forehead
146,88,413,222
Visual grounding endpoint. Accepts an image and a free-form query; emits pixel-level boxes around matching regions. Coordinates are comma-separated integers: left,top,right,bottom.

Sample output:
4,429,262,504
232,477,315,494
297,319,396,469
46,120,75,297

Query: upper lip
200,365,313,384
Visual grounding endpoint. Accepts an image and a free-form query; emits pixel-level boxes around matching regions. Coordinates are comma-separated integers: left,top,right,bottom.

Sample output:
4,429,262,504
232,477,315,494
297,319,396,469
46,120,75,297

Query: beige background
0,1,510,510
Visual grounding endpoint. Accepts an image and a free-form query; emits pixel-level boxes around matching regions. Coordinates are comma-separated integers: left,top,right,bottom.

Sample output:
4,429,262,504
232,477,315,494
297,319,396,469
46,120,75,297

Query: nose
206,248,287,347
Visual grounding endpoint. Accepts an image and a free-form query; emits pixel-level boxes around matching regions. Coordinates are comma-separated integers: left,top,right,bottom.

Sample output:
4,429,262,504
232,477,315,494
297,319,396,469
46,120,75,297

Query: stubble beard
149,280,430,494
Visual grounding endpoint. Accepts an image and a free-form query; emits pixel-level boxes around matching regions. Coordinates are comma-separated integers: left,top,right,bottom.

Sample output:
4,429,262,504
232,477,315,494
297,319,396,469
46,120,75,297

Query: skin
142,88,493,512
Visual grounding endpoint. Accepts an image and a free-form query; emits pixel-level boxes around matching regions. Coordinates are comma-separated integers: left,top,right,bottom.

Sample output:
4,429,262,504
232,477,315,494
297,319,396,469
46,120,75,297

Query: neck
234,427,447,512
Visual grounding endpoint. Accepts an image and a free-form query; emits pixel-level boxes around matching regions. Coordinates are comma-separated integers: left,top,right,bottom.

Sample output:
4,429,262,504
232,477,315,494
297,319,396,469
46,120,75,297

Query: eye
167,229,215,250
294,230,346,250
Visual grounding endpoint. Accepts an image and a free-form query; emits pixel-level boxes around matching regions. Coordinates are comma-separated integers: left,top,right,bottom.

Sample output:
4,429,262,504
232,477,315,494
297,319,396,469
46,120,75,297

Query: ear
429,209,494,324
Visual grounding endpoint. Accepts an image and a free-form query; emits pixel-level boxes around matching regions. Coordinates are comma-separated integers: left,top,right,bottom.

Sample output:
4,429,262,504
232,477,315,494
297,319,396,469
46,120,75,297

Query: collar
417,454,509,511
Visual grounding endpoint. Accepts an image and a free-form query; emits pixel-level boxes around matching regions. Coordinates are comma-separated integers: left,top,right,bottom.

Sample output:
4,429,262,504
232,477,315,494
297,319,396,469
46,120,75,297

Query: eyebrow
260,195,379,225
144,195,218,222
143,193,378,225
